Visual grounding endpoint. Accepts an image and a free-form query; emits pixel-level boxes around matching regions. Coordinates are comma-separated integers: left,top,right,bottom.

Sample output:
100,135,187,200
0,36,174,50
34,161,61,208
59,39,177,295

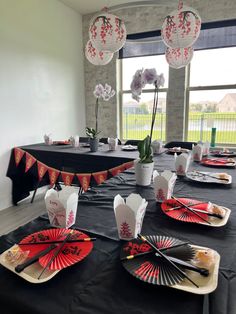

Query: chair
164,141,197,150
99,138,122,145
124,140,141,146
79,137,89,143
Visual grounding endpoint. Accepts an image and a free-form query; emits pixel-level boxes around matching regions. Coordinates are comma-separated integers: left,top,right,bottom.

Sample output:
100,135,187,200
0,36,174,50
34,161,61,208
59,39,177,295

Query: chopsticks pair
121,241,208,277
206,158,235,164
167,198,223,220
171,196,211,224
38,230,74,279
15,232,96,277
18,237,96,246
193,171,229,182
137,234,199,288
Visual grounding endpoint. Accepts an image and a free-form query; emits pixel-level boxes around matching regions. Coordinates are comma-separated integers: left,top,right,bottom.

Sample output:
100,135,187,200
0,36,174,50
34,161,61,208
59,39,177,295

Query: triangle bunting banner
25,152,37,173
48,167,60,186
37,161,48,181
14,148,25,167
92,170,108,185
61,171,75,186
76,173,91,192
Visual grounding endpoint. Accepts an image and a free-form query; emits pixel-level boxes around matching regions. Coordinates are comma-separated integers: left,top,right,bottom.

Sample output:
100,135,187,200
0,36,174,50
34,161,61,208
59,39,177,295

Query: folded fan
18,228,94,271
121,235,198,287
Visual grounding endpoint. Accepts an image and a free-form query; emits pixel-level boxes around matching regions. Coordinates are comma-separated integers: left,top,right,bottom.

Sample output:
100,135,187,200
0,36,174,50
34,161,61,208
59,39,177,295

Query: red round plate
19,228,93,270
201,158,235,167
161,198,209,224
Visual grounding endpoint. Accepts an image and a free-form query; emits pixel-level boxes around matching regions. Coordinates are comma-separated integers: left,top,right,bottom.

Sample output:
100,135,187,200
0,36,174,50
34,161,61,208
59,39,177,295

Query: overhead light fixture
162,1,201,48
162,0,201,68
85,40,113,66
85,7,126,66
165,46,194,69
89,8,127,53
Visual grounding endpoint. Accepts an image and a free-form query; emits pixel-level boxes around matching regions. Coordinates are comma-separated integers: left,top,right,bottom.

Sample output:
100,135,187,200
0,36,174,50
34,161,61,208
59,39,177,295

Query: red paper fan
161,198,209,224
201,158,235,167
19,228,93,270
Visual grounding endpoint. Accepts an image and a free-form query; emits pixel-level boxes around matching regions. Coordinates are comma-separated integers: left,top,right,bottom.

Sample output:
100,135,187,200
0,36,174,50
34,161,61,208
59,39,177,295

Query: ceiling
59,0,177,15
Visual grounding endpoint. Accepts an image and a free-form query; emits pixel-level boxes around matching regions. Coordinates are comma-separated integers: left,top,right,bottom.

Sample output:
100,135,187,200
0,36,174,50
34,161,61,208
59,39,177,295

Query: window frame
119,57,168,141
185,50,236,143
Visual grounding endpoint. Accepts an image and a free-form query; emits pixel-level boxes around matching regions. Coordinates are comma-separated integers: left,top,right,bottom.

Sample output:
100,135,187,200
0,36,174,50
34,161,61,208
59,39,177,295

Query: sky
122,47,236,104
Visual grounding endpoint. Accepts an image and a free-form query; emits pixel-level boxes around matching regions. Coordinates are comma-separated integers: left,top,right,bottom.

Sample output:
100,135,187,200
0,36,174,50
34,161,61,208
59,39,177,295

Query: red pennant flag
76,173,91,192
48,167,60,186
37,161,48,181
123,161,134,170
25,152,36,173
109,164,125,177
14,148,25,167
61,171,74,186
92,170,108,185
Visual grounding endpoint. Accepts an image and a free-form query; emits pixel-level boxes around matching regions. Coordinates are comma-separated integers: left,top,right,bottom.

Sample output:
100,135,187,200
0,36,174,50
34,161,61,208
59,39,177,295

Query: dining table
1,149,236,314
6,142,138,205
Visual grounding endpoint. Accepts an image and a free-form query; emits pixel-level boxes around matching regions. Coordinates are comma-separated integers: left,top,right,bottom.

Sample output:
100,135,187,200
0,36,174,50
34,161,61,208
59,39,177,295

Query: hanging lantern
89,12,127,53
165,46,194,69
85,40,113,66
161,2,201,49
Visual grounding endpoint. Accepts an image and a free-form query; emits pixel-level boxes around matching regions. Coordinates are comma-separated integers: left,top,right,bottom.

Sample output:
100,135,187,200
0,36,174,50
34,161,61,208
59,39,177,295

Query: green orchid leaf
137,135,153,163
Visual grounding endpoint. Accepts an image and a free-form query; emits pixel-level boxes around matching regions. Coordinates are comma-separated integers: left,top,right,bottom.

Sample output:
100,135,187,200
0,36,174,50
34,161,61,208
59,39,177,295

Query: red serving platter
161,198,209,224
19,228,93,270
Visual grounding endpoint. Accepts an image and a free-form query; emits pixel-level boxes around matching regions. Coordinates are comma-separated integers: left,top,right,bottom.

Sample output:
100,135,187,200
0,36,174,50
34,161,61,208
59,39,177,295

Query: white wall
0,0,85,210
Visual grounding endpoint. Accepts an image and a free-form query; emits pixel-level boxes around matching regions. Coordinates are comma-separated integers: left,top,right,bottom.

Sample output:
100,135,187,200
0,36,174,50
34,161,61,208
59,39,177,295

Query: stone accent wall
83,0,236,140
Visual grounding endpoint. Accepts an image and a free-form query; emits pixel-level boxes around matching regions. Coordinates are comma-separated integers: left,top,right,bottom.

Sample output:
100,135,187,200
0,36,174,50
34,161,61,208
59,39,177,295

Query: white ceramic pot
134,160,154,186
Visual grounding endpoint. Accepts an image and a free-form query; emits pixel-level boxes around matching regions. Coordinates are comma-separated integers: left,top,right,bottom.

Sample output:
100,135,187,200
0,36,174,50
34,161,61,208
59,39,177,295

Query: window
187,47,236,145
120,54,168,141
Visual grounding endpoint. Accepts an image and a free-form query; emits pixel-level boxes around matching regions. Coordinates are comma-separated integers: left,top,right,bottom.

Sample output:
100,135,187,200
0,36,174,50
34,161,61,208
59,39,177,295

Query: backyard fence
122,112,236,144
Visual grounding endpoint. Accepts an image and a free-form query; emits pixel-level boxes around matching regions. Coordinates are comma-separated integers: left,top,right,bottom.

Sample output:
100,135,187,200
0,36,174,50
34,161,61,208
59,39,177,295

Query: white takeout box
153,170,177,202
44,134,52,145
114,193,148,240
45,187,78,228
70,135,80,148
175,153,191,176
193,144,203,161
203,141,210,156
151,140,163,154
108,137,118,150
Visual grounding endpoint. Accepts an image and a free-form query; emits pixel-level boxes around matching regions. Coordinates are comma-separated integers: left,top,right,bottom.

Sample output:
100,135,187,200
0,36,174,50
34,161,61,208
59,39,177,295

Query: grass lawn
122,113,236,144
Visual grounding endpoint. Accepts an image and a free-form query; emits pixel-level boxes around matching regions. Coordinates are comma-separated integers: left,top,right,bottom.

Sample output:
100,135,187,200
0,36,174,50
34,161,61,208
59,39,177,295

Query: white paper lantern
165,47,194,69
89,12,126,53
85,40,113,66
161,5,201,48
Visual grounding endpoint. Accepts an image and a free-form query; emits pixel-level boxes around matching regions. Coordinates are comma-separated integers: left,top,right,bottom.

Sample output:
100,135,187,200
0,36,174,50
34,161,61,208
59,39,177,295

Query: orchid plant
130,68,165,163
86,83,115,139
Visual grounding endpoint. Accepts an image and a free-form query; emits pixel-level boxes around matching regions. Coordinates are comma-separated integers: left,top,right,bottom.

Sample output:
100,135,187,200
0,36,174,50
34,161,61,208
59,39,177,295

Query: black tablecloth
1,152,236,314
6,143,137,205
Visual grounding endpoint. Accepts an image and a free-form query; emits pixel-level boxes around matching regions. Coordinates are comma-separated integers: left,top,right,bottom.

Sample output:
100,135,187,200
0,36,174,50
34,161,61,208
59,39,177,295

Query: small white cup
108,138,118,151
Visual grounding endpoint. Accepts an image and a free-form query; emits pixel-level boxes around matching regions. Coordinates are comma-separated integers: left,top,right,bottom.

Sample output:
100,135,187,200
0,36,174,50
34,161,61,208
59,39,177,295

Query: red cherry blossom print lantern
165,46,194,69
162,5,201,48
89,12,127,53
85,40,113,66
